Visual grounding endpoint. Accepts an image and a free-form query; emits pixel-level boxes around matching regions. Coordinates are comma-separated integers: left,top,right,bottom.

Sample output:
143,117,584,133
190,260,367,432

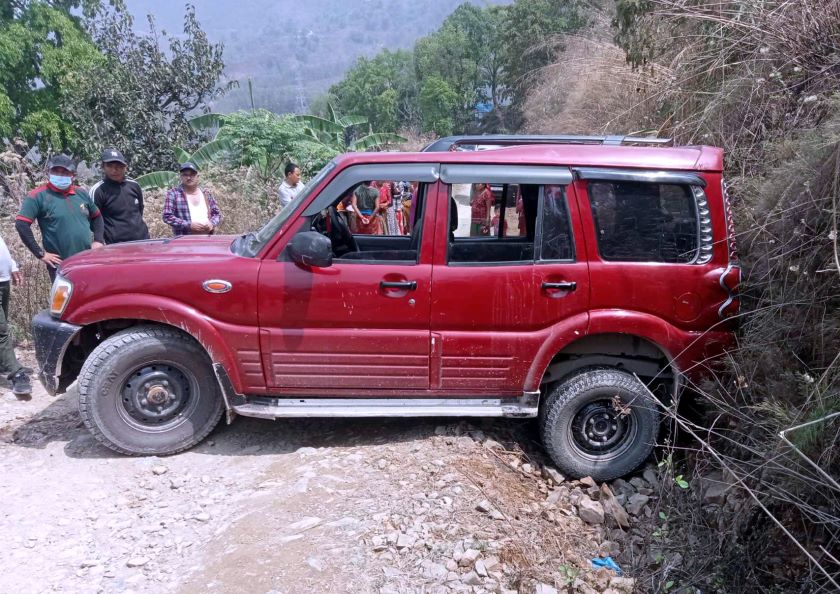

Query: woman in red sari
470,183,494,236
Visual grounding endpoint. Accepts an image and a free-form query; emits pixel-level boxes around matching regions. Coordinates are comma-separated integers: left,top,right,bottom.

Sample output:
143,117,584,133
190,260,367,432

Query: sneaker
9,370,31,398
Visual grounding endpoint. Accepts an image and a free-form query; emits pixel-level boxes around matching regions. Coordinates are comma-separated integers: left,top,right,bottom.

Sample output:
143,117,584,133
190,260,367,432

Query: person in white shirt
277,162,304,210
0,234,30,397
162,162,222,236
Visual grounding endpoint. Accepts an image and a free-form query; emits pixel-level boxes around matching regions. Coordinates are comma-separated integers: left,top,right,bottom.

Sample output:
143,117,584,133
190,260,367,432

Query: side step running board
232,393,540,420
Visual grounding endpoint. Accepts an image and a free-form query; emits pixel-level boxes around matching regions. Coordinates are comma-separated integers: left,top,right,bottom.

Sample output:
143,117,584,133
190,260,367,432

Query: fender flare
525,310,680,391
66,294,246,392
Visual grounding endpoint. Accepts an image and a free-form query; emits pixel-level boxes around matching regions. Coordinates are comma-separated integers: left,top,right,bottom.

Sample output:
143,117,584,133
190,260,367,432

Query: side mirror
287,231,333,268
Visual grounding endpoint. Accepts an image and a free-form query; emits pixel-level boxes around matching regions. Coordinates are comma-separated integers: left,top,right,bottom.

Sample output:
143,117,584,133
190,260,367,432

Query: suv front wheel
540,368,659,481
78,325,224,456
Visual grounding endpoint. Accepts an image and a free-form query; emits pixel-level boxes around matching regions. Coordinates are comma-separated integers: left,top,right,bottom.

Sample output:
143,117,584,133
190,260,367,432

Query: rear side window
589,182,699,263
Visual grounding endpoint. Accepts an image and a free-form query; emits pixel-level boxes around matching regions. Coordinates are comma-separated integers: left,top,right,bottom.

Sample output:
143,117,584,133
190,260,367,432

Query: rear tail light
718,263,741,319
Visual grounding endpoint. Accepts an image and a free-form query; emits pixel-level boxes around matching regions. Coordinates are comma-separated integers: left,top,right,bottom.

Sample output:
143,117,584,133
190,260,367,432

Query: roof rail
421,135,672,152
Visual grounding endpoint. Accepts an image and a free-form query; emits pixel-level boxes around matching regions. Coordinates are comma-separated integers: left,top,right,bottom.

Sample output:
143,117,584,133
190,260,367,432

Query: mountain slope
125,0,512,114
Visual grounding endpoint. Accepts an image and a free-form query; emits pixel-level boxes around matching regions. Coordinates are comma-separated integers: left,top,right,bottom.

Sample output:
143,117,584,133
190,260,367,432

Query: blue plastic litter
591,556,623,576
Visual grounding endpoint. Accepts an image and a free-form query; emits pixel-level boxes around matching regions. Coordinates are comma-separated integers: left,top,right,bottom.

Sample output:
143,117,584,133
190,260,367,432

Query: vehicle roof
336,144,723,172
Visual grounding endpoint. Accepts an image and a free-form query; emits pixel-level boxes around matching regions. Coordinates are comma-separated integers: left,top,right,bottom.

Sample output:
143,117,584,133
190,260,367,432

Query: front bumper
32,310,81,395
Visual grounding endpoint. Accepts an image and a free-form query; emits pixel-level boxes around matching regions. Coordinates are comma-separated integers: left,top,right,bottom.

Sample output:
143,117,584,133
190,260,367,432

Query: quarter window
589,182,699,263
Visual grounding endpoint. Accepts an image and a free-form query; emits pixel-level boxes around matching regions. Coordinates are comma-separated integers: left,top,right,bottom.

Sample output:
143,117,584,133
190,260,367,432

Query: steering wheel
313,207,358,257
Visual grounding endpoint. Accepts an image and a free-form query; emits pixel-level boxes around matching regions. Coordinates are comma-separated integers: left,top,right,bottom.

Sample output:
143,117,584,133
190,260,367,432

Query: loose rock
126,557,149,568
600,485,630,529
542,467,565,485
625,494,650,516
476,500,493,513
461,571,482,586
459,548,481,568
577,497,605,525
396,533,416,549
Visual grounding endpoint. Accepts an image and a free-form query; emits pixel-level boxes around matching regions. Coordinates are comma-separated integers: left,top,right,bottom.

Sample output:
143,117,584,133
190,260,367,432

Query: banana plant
293,103,405,153
136,114,233,190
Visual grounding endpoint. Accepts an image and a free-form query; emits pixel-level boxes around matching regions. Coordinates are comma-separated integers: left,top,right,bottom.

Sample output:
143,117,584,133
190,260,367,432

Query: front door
429,166,590,394
258,166,437,392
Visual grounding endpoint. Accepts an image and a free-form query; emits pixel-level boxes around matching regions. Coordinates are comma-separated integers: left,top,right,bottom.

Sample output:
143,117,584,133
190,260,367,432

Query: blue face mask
49,175,73,190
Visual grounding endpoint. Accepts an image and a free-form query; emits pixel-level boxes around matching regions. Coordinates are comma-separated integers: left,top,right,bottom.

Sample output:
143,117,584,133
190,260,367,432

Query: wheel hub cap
572,401,631,455
121,364,191,426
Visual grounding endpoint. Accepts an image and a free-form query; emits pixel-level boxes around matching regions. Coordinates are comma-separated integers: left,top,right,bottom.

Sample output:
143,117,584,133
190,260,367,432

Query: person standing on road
162,162,222,236
89,148,150,244
470,182,494,236
277,162,304,210
15,154,105,282
0,234,30,398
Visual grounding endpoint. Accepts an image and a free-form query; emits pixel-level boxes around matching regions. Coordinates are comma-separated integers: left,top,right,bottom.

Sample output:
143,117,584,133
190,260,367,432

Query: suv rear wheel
540,368,659,481
78,325,224,455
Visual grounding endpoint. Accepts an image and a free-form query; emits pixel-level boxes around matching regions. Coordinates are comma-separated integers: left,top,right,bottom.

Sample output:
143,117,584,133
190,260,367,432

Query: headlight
49,275,73,317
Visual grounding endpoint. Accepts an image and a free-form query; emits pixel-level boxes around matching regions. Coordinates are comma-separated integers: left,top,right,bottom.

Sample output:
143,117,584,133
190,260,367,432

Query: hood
60,235,237,274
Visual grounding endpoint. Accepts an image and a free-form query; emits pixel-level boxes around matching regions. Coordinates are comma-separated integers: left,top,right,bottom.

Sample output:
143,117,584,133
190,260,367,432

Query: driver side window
309,180,427,264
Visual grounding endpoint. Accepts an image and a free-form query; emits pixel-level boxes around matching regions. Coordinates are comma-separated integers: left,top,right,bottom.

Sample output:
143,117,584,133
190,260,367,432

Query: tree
329,50,419,133
419,76,460,136
63,4,235,173
414,3,489,133
481,5,510,113
1,0,122,21
503,0,587,106
0,2,103,151
216,110,337,179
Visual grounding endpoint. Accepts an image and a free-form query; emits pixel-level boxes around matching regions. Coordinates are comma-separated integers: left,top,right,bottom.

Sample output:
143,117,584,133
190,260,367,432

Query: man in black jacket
89,148,150,244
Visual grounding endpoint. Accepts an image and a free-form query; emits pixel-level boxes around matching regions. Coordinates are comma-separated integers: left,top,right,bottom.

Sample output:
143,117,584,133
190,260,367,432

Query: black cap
47,154,76,173
179,162,199,173
101,148,127,165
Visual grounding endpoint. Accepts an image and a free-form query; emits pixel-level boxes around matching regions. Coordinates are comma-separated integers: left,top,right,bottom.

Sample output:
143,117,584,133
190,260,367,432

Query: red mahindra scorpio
32,135,739,480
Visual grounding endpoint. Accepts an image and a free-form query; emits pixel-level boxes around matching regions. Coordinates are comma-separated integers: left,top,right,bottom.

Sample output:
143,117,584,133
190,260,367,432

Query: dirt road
0,355,642,594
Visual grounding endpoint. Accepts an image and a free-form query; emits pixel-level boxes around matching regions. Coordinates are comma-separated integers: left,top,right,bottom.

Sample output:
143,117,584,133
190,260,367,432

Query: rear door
429,164,590,394
573,169,722,332
257,163,439,392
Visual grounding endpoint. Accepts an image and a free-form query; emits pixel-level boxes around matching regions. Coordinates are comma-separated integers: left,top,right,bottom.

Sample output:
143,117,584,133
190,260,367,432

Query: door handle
542,281,577,291
380,280,417,291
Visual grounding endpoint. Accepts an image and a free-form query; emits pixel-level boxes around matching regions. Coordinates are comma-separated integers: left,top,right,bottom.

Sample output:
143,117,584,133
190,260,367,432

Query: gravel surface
0,351,644,594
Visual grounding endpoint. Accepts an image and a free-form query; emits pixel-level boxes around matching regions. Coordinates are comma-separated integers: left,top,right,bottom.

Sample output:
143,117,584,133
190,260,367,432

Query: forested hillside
124,0,513,114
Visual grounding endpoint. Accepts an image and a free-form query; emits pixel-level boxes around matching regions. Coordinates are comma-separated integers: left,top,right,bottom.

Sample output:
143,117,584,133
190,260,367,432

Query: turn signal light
49,276,73,317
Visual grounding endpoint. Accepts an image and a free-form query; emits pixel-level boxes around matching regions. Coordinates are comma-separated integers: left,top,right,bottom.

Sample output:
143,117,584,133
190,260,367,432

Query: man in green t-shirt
15,154,105,282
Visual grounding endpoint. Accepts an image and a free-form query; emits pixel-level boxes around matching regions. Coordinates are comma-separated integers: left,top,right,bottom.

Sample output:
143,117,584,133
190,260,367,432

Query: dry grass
522,35,667,136
543,1,840,591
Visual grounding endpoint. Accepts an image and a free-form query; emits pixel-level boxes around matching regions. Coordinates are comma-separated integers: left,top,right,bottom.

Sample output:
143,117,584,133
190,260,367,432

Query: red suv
33,135,739,480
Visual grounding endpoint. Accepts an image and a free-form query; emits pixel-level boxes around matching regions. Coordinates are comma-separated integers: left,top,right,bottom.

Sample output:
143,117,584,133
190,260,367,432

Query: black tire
539,368,659,481
78,325,224,456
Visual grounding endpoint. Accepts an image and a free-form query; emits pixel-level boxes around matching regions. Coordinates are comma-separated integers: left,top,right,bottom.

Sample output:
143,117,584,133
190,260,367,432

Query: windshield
232,159,338,258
